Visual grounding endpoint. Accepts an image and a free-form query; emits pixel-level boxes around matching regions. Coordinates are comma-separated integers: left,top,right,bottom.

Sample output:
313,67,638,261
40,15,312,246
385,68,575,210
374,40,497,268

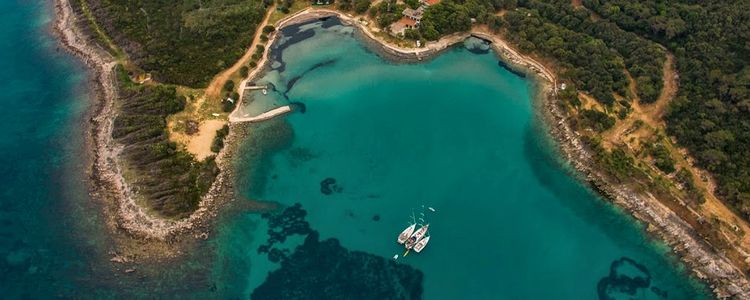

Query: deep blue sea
0,2,713,299
0,0,100,297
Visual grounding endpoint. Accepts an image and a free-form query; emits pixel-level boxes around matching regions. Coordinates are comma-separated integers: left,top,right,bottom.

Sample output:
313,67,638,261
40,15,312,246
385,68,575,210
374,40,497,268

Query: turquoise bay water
223,19,713,299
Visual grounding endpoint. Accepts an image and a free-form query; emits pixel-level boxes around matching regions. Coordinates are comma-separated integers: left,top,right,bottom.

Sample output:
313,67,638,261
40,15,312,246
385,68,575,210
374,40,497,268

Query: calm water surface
0,0,98,297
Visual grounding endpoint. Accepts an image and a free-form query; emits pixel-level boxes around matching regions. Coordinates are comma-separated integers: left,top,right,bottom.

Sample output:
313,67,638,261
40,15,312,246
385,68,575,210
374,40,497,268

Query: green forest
85,0,267,87
579,0,750,219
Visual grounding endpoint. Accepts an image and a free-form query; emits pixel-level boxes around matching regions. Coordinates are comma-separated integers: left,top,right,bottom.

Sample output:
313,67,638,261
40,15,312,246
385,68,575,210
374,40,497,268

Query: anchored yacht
405,224,429,249
413,236,430,253
397,224,416,244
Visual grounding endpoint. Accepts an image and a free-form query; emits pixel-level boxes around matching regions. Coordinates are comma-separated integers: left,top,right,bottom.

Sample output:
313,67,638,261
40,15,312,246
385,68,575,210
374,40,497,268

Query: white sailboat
397,206,435,257
397,224,416,244
413,236,430,253
405,224,429,250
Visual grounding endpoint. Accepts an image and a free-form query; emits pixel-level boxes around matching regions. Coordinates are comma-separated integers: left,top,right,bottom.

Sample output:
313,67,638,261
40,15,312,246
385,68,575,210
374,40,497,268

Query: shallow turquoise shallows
223,19,713,299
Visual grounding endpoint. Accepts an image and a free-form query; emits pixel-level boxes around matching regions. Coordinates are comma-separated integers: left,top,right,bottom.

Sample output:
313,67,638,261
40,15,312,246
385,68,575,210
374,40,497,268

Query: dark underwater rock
320,177,342,195
252,231,423,300
464,37,491,55
597,257,658,300
253,203,424,299
290,102,306,113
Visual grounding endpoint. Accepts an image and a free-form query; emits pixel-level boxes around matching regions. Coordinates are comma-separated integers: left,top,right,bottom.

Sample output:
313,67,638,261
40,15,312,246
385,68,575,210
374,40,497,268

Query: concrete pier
229,105,292,123
244,84,267,90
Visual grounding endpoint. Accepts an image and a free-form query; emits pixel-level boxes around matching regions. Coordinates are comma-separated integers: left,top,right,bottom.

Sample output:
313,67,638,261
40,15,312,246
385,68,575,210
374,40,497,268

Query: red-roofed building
390,17,418,36
423,0,440,6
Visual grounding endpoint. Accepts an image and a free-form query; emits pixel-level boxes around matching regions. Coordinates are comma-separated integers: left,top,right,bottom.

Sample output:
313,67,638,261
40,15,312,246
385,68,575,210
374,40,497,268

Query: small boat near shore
397,224,416,244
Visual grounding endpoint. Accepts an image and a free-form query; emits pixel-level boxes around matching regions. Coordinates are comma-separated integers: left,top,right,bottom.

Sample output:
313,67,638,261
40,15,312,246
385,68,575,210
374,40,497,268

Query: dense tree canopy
582,0,750,219
419,1,471,40
504,8,628,104
519,0,665,103
85,0,267,87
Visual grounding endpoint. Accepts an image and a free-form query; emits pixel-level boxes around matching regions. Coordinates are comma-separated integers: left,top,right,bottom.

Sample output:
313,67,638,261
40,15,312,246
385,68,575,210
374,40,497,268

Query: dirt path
642,53,676,126
660,54,750,248
602,53,676,147
169,5,275,161
204,5,276,100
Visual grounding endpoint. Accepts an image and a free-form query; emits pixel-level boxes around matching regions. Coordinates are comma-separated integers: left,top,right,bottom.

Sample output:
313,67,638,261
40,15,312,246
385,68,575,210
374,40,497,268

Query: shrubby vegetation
582,0,750,219
112,66,218,218
370,0,405,28
211,125,231,153
415,0,515,40
676,168,706,205
278,0,295,13
586,138,636,182
419,1,472,40
578,109,614,132
645,142,676,174
86,0,267,87
338,0,371,13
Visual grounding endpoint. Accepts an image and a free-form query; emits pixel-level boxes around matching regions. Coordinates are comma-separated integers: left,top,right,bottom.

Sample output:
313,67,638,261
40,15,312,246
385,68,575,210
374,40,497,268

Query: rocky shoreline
54,0,750,295
538,50,750,300
545,85,750,297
